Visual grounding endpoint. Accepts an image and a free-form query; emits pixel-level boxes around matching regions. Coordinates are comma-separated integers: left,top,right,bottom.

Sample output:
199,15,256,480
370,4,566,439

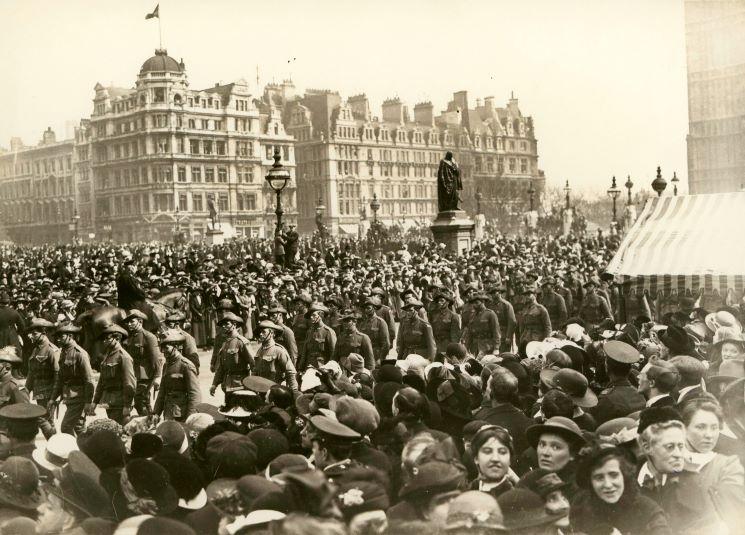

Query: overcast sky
0,0,688,195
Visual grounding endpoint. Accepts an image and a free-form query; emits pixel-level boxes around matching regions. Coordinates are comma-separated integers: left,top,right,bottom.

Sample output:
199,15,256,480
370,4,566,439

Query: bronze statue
437,151,462,212
207,198,220,229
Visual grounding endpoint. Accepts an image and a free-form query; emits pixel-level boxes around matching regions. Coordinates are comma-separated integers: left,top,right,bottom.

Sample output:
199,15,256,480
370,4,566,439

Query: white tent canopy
606,192,745,297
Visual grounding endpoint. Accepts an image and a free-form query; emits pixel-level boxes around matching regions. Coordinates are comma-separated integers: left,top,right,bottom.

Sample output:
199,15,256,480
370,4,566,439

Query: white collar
479,476,508,492
637,461,667,487
178,488,207,510
646,393,669,407
677,385,699,403
686,450,716,471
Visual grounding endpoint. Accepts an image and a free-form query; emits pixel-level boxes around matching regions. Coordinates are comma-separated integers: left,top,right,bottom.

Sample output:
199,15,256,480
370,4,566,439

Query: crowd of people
0,229,742,534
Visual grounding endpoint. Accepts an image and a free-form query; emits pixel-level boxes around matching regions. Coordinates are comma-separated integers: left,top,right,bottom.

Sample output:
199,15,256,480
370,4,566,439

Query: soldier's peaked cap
0,403,47,420
309,414,361,441
242,376,276,393
603,340,640,364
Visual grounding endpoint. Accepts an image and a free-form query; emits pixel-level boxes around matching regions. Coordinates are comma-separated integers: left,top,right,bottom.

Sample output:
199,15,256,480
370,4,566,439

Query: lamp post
475,191,483,215
71,210,80,244
651,166,667,197
315,197,325,235
527,181,536,211
607,176,621,234
625,175,634,205
671,171,679,196
264,148,290,237
369,193,380,223
564,180,571,209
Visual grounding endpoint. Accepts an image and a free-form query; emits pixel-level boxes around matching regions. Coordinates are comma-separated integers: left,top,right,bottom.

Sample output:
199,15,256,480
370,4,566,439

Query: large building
279,88,544,235
686,0,745,193
0,49,297,244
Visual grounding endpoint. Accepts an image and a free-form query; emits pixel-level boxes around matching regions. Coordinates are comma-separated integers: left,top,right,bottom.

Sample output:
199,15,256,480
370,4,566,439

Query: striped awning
606,192,745,296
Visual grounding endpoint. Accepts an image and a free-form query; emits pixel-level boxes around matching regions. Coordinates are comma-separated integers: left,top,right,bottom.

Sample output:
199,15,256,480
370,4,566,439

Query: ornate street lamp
315,197,325,235
264,148,290,237
564,180,571,209
607,176,621,224
671,171,679,196
71,210,80,244
369,193,381,223
527,181,536,211
475,191,483,215
625,175,634,205
651,166,667,197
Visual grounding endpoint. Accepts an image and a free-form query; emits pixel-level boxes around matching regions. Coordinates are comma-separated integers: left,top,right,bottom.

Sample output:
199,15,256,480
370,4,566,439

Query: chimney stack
42,127,56,145
382,98,404,124
414,102,434,126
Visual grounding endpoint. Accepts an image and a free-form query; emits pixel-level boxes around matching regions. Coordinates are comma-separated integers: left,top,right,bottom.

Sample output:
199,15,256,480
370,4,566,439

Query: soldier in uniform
590,340,646,425
463,293,500,357
209,312,254,409
268,304,299,365
487,285,517,353
122,309,163,417
291,295,313,354
0,403,46,460
90,324,136,425
307,414,364,487
164,311,200,371
252,320,298,394
578,277,614,332
554,273,575,316
516,284,552,352
429,290,461,355
50,323,94,436
358,297,390,366
459,284,480,340
396,300,436,360
210,299,239,373
0,293,25,372
296,304,333,370
334,311,375,371
152,330,201,422
324,296,343,336
370,288,396,344
25,318,58,438
538,277,568,329
0,348,29,411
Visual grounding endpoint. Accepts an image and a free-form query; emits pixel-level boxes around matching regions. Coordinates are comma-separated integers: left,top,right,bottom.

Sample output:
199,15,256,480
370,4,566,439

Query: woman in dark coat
468,424,515,498
570,446,671,535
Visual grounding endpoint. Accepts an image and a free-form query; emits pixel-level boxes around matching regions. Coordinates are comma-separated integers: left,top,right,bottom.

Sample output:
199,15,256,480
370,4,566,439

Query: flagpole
158,4,163,49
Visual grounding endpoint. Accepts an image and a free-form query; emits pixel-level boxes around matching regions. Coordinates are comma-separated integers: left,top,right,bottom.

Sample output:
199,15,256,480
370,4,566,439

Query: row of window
95,164,259,190
0,155,73,179
95,190,257,217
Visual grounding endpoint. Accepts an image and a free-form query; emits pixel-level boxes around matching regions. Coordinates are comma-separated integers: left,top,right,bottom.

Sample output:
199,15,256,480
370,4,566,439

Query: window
203,141,213,155
245,194,256,210
154,88,165,103
218,193,229,211
205,168,215,182
190,140,200,154
215,121,222,131
191,166,201,182
216,141,226,155
218,167,227,183
178,193,188,211
178,167,186,182
266,146,273,160
238,142,249,157
188,119,196,129
192,192,203,211
201,119,209,130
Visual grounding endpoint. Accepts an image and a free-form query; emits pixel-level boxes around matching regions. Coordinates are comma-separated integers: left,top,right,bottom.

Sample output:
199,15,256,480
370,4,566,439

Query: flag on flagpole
145,4,159,19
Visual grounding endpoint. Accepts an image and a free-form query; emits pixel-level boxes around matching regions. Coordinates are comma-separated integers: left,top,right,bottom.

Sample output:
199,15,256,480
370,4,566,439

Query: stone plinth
206,227,224,245
430,210,475,255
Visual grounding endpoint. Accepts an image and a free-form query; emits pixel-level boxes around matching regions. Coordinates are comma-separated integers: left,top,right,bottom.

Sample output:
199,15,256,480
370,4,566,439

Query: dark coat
571,488,671,535
473,401,534,456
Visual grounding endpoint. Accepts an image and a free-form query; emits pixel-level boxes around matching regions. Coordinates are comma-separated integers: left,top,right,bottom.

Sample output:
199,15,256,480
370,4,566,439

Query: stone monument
430,152,475,254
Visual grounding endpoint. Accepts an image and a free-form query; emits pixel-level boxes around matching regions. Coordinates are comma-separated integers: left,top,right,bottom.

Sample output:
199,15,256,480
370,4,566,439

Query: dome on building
140,49,183,74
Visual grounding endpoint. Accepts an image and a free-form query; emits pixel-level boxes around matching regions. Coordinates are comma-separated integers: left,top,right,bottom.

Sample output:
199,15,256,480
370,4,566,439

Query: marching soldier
538,277,568,329
164,311,200,371
51,323,94,436
516,284,552,350
487,285,517,353
300,303,337,370
90,324,136,425
0,348,29,409
122,309,163,417
25,318,58,438
396,300,436,360
358,297,390,365
429,291,462,355
459,284,480,338
579,277,614,331
334,311,375,371
463,293,500,357
291,295,313,352
252,320,298,394
324,296,343,335
268,304,299,365
153,330,201,422
370,288,396,344
554,273,575,316
210,312,254,408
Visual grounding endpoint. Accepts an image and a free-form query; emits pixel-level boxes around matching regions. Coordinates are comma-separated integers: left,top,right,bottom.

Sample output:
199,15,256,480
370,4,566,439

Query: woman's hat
0,457,44,511
32,433,78,473
46,451,112,519
497,487,567,530
445,490,505,532
596,417,639,445
705,310,742,334
398,460,465,501
539,368,597,408
526,416,585,450
517,468,567,498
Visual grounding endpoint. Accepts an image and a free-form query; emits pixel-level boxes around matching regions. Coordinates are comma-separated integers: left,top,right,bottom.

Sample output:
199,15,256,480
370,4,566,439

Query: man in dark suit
670,355,706,406
638,357,679,408
474,367,534,457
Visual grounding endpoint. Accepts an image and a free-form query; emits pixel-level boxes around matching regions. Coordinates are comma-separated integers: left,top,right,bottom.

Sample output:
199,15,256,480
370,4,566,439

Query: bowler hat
526,416,585,450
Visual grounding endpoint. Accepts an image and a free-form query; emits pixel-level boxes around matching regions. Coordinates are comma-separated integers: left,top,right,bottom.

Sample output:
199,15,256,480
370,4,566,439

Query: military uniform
464,308,500,356
53,340,94,435
375,304,397,344
93,338,136,424
539,290,568,330
0,372,29,408
176,327,201,371
276,324,299,364
517,302,552,345
212,332,254,407
0,403,46,461
291,314,311,353
590,377,646,425
556,284,574,315
254,340,298,393
488,297,517,352
301,322,337,369
396,316,436,360
124,325,163,416
334,328,375,370
26,335,59,437
358,312,390,364
579,293,614,330
153,351,201,421
429,308,462,355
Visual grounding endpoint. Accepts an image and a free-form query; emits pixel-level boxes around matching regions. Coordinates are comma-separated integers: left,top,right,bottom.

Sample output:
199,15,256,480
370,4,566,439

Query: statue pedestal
430,210,475,255
206,227,224,245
